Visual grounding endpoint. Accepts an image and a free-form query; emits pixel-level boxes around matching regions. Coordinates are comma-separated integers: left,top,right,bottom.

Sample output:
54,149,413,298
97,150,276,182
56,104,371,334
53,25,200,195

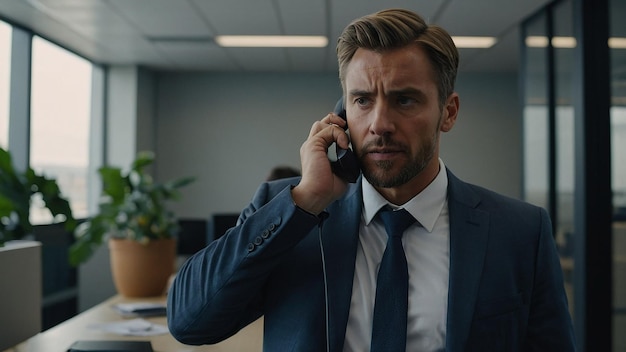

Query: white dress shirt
343,159,450,352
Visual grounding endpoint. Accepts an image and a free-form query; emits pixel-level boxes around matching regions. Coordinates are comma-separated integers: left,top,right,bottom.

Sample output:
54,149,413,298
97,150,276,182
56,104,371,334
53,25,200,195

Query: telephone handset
330,97,360,183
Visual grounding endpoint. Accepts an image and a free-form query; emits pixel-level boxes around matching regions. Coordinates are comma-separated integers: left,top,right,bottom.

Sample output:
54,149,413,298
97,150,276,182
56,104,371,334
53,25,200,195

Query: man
167,8,575,351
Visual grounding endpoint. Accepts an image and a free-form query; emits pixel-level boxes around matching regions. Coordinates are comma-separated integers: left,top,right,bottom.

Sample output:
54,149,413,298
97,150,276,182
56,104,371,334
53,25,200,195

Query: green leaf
0,147,15,175
132,151,155,171
169,176,196,189
99,167,125,204
68,218,107,266
0,147,75,245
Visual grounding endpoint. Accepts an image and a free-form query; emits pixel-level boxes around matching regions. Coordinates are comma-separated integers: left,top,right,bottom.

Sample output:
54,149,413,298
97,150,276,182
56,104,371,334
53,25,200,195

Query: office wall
106,66,138,169
154,71,521,219
79,66,158,312
442,72,522,198
79,66,138,312
137,68,157,154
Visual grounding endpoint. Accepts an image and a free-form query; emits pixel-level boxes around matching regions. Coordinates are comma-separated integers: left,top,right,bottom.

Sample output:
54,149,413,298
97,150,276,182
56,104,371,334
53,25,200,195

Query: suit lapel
321,181,362,352
314,172,490,351
445,171,490,352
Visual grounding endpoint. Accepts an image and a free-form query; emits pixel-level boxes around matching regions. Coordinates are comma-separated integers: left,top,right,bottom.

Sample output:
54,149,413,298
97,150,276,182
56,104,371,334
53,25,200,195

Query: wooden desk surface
6,295,263,352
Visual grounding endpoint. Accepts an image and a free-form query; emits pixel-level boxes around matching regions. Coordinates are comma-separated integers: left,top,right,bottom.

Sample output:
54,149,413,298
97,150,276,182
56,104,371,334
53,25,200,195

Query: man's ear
440,92,459,132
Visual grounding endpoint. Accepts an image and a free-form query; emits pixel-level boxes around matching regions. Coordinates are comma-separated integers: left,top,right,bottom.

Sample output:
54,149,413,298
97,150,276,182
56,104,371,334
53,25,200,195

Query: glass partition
522,7,580,312
610,0,626,350
522,0,577,324
523,12,550,211
553,0,576,320
524,0,621,349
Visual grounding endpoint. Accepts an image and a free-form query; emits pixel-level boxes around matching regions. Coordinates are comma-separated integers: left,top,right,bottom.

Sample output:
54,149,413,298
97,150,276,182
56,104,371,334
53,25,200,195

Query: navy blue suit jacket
168,169,575,351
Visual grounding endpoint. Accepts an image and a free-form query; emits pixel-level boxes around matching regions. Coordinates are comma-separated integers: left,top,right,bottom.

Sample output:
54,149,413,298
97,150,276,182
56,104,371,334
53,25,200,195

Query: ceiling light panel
526,36,626,49
27,0,137,37
276,0,327,35
54,8,137,37
108,0,212,37
609,37,626,49
192,0,281,35
551,36,576,48
452,36,497,48
7,0,106,59
215,35,327,47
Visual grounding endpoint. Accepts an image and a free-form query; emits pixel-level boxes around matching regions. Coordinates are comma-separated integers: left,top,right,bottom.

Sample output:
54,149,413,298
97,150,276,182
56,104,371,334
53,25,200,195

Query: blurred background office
0,0,623,351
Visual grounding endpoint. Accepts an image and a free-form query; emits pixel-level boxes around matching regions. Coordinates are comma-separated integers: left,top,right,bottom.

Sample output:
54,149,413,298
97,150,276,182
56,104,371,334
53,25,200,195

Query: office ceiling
0,0,552,73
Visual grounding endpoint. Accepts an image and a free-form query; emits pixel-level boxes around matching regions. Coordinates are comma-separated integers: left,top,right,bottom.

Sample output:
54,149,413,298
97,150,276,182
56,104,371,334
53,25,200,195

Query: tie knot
379,208,416,238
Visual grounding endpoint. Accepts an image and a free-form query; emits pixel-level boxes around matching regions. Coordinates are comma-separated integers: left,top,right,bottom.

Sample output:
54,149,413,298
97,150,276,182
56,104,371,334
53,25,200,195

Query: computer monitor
209,213,240,242
177,219,209,255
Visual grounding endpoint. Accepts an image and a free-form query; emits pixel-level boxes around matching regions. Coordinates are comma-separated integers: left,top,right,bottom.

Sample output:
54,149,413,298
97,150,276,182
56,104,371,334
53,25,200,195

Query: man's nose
369,103,395,136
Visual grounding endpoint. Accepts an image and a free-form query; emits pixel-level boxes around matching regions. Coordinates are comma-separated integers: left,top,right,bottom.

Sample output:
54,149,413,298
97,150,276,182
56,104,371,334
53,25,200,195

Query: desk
5,295,263,352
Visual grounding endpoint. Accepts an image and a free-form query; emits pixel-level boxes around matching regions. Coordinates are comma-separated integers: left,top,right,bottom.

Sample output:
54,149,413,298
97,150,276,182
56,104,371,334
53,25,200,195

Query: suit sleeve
166,182,321,345
525,207,576,350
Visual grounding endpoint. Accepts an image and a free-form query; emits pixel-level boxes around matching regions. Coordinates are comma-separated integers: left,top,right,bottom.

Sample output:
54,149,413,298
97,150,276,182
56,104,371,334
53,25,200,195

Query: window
30,36,92,222
0,21,11,149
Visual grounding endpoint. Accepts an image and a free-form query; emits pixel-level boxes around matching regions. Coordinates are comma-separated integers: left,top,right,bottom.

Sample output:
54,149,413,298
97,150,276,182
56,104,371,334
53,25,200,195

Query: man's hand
291,113,351,215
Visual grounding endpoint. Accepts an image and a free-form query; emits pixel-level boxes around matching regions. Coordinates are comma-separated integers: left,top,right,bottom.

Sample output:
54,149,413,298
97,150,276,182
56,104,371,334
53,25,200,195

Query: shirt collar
362,158,448,232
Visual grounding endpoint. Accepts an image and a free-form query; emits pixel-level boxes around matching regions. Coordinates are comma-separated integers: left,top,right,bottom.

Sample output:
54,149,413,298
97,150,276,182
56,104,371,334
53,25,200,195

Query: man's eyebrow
347,90,371,98
347,88,428,99
388,87,427,97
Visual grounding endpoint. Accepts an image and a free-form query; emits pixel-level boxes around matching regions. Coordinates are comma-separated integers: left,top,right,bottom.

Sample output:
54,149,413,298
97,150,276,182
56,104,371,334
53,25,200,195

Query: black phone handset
330,97,360,183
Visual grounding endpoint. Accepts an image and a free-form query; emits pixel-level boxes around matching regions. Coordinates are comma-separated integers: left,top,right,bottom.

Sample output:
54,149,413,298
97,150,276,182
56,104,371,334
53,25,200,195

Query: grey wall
154,71,521,220
442,72,522,198
79,65,139,312
79,66,158,312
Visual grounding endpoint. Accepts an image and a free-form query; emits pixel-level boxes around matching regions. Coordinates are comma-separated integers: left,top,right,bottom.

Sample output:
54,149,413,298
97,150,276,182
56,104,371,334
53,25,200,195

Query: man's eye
397,97,414,106
356,97,369,106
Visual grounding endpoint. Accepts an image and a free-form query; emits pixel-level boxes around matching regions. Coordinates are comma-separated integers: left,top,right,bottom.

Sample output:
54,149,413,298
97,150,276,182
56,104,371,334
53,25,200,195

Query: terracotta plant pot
109,237,176,297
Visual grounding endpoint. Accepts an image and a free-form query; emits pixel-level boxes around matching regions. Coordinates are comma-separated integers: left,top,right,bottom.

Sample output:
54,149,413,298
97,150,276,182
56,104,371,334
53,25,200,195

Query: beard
356,129,438,188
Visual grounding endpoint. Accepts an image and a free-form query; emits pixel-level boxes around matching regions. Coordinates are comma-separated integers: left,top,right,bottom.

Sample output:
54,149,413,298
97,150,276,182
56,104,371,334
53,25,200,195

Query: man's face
344,45,458,191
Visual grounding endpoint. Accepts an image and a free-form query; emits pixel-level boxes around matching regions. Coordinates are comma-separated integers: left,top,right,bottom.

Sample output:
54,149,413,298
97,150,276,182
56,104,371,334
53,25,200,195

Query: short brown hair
336,8,459,106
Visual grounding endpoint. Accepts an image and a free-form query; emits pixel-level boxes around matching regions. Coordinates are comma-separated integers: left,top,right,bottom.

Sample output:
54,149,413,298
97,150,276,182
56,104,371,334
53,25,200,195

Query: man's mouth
366,148,404,161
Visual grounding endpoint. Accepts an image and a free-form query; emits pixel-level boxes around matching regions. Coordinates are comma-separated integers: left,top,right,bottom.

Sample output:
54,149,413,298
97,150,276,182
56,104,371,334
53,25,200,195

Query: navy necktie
371,208,416,352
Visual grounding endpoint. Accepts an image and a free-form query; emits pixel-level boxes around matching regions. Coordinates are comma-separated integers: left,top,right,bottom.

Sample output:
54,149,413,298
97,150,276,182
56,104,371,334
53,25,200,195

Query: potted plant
0,147,76,349
0,146,76,245
69,151,194,297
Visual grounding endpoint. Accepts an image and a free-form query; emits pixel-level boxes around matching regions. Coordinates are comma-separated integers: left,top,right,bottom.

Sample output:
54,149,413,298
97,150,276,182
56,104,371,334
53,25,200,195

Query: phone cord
318,212,330,352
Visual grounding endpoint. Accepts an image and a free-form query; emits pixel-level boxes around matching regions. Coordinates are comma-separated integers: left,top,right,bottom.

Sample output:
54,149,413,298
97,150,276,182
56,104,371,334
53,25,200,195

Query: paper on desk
89,318,169,336
112,302,167,317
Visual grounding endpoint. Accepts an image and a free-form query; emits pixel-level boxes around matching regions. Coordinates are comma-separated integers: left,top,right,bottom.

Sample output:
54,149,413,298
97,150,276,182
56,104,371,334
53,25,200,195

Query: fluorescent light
451,36,497,48
552,36,577,48
525,36,550,47
215,35,328,47
216,35,496,49
526,36,626,49
526,36,576,48
609,37,626,49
